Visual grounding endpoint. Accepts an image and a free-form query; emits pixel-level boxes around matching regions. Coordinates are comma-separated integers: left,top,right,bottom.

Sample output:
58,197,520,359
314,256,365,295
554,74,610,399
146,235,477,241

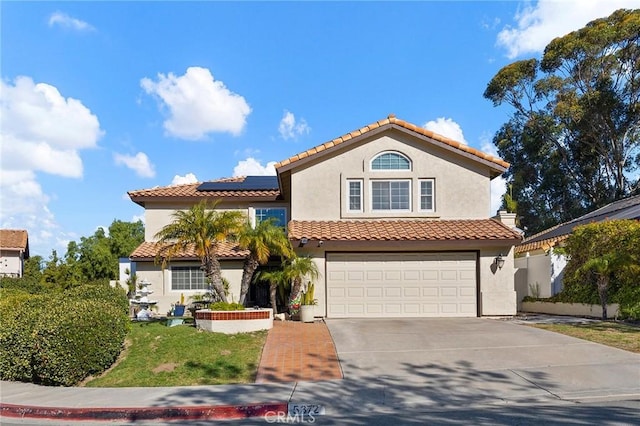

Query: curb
0,402,288,422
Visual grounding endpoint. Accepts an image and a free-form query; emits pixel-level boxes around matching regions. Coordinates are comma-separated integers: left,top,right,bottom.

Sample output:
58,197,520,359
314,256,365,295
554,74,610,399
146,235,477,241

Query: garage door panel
326,252,477,318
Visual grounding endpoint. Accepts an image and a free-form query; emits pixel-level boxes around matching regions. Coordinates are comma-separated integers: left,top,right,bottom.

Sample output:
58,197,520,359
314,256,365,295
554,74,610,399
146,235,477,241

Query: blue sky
2,0,639,257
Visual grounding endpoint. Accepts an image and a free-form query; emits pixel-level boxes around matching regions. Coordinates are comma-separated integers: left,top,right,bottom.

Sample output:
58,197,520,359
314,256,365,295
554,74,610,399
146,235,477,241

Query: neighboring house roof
515,194,640,254
0,229,29,258
128,176,281,207
288,219,522,243
130,241,250,261
275,114,510,175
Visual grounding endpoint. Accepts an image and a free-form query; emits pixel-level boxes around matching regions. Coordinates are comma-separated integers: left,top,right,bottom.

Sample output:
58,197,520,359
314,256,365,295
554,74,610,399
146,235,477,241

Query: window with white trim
255,207,287,227
420,179,435,211
171,266,207,290
371,152,411,170
371,180,411,210
347,180,363,212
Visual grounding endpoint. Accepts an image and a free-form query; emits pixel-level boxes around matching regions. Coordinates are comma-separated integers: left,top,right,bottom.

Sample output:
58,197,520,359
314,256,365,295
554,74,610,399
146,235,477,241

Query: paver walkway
256,320,343,383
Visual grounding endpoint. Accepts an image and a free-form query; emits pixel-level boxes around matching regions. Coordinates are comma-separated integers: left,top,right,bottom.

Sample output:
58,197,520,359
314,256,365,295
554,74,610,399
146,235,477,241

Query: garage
326,252,478,318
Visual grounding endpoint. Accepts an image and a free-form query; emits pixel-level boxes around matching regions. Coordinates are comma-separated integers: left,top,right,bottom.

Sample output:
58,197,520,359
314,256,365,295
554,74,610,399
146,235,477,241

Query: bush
0,291,130,386
209,302,245,311
30,294,130,386
0,275,45,294
65,282,130,314
0,294,45,382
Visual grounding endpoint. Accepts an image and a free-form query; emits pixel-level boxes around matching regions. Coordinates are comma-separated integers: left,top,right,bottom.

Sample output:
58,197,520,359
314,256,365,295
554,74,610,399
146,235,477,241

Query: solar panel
197,176,279,192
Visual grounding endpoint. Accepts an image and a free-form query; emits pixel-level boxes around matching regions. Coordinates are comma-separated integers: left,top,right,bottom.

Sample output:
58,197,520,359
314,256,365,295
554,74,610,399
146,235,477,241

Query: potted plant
173,293,186,317
299,283,317,323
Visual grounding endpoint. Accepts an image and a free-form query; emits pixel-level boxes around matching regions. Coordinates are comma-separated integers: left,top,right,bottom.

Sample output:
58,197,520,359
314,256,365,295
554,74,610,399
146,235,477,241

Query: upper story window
255,207,287,227
347,179,363,212
371,152,411,171
371,180,411,211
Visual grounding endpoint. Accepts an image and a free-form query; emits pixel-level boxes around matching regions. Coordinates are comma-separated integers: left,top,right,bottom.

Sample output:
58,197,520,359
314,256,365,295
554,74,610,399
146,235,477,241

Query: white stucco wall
289,131,493,221
514,253,566,302
0,251,23,277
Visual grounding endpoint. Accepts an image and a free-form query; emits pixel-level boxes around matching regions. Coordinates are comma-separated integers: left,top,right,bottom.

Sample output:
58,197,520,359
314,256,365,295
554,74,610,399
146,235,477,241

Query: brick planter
195,308,273,334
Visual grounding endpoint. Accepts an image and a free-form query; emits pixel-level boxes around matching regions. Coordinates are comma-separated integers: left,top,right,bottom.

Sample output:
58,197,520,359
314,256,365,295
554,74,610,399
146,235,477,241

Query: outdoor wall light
318,240,324,247
494,254,505,270
299,237,309,247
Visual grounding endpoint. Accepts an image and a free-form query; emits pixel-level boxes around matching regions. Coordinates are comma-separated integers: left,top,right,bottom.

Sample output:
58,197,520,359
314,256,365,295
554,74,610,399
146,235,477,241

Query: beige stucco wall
0,250,23,277
143,202,287,241
289,130,493,221
521,301,619,318
479,247,517,316
295,242,517,318
132,260,245,314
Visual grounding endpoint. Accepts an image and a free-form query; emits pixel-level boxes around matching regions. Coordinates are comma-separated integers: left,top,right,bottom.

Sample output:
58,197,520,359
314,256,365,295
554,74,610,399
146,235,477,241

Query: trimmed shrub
65,282,130,314
0,293,45,382
561,220,640,319
0,275,45,294
209,302,245,311
31,294,129,386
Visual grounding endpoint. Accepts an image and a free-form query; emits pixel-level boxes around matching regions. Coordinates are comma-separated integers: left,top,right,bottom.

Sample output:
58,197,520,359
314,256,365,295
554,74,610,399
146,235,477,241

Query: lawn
531,321,640,353
84,321,267,387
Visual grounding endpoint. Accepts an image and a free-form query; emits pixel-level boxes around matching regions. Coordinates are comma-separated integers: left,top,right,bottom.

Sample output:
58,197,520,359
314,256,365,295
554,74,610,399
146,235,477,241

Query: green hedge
0,293,44,382
65,283,130,315
209,301,245,311
0,285,130,386
560,219,640,319
31,295,129,386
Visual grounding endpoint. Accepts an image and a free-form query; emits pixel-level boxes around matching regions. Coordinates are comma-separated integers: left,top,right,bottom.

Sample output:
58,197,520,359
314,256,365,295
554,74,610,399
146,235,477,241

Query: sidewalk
0,320,342,423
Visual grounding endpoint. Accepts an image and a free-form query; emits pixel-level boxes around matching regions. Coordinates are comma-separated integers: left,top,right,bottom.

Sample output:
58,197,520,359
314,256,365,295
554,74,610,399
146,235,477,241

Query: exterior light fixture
299,237,309,247
494,254,505,270
318,240,324,247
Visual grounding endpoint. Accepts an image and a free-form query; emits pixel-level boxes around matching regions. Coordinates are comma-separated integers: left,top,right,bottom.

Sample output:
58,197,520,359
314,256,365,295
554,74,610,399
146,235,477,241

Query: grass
84,321,267,387
531,321,640,353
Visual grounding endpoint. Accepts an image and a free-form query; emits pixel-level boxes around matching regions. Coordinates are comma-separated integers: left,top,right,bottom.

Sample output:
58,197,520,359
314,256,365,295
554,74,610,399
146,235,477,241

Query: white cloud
141,67,251,140
497,0,640,58
423,117,467,144
278,110,310,140
171,173,198,185
233,158,277,177
482,141,508,216
113,152,155,178
132,214,145,224
48,11,95,32
0,76,103,256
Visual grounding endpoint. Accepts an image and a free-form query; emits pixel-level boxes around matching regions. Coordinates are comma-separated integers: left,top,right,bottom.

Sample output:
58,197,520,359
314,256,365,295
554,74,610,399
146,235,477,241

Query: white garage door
326,252,477,318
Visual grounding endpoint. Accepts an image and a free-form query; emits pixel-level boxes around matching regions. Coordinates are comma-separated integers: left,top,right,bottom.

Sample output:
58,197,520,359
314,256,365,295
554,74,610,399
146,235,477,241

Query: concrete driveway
321,318,640,408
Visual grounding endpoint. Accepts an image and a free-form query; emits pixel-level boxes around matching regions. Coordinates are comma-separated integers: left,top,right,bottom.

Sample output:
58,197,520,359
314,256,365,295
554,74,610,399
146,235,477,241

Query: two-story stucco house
128,115,522,317
0,229,30,278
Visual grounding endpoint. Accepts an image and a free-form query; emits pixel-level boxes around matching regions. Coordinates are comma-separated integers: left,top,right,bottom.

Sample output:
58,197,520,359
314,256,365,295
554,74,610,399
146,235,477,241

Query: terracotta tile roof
515,194,640,254
130,241,250,260
0,229,29,251
128,176,280,205
515,235,569,255
288,219,522,242
275,114,510,170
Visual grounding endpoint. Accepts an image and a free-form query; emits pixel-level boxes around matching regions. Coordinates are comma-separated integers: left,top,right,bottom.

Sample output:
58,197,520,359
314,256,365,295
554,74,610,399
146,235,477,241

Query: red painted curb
1,402,288,422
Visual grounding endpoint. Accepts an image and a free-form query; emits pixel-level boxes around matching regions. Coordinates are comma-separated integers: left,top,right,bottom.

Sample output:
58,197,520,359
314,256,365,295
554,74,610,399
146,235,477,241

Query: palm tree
154,200,244,303
236,218,294,305
575,252,638,320
285,256,319,314
255,269,289,315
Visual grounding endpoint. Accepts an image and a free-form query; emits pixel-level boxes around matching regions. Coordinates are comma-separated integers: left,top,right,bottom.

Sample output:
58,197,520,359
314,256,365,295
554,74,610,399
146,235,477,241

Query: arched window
371,152,411,170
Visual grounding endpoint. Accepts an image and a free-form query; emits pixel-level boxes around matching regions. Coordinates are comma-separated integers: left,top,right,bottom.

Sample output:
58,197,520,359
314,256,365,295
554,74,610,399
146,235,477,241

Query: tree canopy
484,9,640,234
